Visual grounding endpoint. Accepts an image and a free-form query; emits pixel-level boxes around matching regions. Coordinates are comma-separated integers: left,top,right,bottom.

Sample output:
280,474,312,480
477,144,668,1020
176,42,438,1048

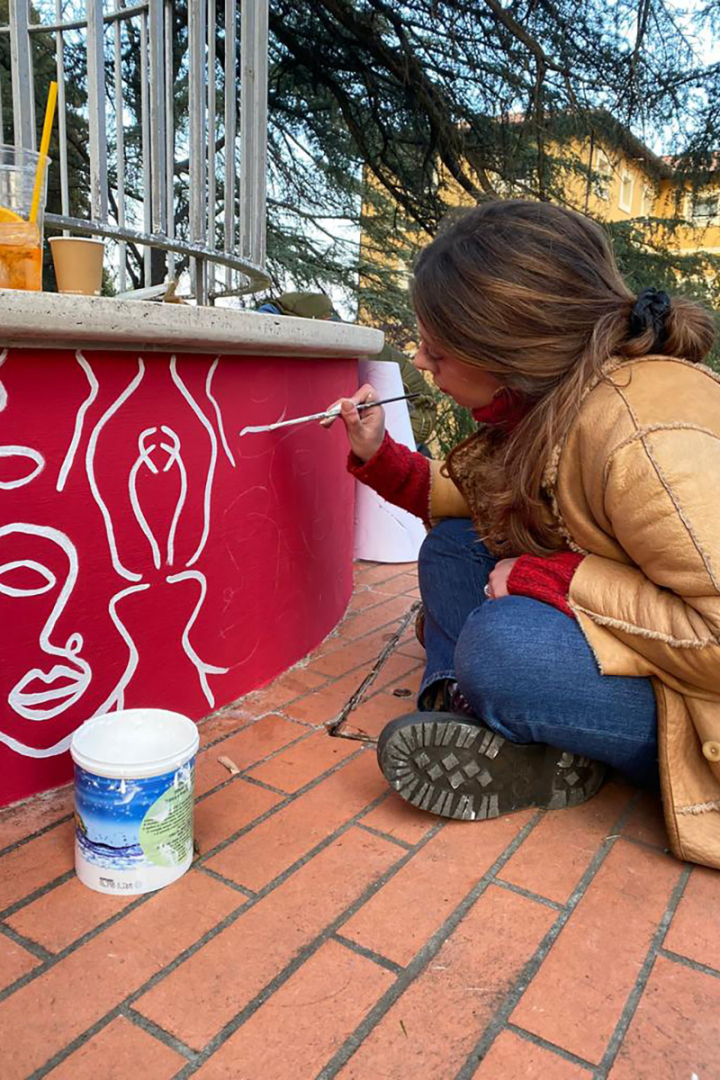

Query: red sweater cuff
347,432,432,525
507,551,584,618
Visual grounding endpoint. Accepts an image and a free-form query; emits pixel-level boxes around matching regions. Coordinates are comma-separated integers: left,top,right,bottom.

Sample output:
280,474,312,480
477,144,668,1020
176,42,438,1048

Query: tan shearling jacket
430,357,720,868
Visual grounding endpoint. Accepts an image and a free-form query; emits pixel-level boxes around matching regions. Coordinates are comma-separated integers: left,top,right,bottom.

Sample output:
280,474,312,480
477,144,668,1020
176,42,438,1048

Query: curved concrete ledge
0,290,384,357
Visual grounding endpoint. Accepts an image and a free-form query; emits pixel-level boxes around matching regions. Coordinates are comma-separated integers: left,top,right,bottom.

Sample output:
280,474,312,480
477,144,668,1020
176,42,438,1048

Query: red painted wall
0,347,357,806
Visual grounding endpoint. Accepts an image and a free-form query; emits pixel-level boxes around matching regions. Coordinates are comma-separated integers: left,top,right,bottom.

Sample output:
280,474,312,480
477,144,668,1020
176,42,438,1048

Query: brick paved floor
1,559,719,1079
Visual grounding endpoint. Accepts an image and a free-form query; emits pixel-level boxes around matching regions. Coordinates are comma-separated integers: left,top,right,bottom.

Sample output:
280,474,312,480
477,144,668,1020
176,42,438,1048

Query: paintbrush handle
356,392,421,412
238,392,422,436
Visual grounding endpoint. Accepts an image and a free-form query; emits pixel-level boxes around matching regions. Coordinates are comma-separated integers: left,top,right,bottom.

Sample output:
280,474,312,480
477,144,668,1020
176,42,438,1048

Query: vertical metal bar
189,0,207,303
0,54,4,146
87,0,108,220
164,0,175,279
55,0,70,226
240,0,268,267
114,0,127,290
140,8,152,283
149,0,167,236
224,0,236,292
207,0,216,296
9,0,35,149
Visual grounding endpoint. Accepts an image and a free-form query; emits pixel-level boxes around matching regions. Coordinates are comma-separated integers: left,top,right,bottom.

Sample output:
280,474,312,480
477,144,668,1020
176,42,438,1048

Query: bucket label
139,769,194,867
74,759,195,874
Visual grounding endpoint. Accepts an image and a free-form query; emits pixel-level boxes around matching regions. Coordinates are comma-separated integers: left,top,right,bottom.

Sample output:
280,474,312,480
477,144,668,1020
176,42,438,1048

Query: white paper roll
353,359,427,563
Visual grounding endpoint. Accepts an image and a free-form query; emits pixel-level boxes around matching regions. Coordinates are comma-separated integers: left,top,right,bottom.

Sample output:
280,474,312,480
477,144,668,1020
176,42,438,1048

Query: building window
641,185,654,217
619,172,634,213
692,193,719,224
594,150,612,200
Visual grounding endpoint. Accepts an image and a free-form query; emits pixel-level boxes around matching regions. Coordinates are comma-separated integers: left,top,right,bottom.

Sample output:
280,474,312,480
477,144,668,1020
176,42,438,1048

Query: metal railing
0,0,270,302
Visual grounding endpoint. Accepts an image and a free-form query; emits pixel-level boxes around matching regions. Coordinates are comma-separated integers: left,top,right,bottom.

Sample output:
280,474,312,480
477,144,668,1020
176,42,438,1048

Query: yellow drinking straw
29,81,58,224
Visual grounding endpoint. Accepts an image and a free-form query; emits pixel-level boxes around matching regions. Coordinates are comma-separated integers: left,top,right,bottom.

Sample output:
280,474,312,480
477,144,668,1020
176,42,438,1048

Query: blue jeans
418,519,658,788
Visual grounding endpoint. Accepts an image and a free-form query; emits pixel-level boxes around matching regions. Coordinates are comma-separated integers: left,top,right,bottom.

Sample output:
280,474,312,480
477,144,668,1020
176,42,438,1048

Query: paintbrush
238,392,422,437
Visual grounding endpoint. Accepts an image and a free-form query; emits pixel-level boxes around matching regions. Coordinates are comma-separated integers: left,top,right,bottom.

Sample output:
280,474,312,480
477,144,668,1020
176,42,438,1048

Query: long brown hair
411,199,716,555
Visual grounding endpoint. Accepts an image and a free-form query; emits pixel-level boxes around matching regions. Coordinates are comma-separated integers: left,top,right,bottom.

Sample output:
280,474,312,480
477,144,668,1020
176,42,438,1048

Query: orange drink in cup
0,144,49,292
0,208,42,291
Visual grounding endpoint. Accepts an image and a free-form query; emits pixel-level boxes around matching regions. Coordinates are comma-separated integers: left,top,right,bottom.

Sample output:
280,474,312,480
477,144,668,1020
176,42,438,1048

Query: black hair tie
629,287,671,350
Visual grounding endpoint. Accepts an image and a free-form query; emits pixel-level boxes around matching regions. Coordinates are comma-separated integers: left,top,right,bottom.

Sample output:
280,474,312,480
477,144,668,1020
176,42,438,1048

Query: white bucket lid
71,708,200,779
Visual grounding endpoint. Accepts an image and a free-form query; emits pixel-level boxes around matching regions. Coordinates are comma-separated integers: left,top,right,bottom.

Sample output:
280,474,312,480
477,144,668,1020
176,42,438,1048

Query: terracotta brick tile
205,751,386,890
337,885,556,1079
620,792,668,850
0,934,39,992
195,715,304,795
45,1016,185,1080
305,628,389,679
511,840,682,1064
0,786,73,852
372,654,423,695
347,586,396,613
473,1030,590,1078
355,563,416,586
198,706,256,747
396,637,426,661
499,782,635,904
241,667,330,715
283,670,371,725
373,573,420,597
342,811,535,966
608,955,720,1080
246,731,360,793
0,820,74,913
0,870,240,1079
6,877,135,954
194,779,284,854
664,865,720,971
134,827,402,1051
336,595,415,642
340,692,405,740
360,796,437,844
193,939,395,1079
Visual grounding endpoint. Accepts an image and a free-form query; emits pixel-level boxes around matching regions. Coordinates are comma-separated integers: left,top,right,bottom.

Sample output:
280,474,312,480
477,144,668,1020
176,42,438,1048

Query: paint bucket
70,709,200,896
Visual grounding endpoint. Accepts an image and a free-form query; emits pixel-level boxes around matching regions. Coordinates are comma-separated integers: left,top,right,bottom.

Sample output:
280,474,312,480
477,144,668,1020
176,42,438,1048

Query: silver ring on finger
484,583,492,599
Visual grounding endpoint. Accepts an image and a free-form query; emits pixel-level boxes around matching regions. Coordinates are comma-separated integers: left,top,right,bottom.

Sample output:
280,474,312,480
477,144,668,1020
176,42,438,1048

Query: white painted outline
166,569,228,707
0,445,44,489
0,348,8,412
0,559,56,597
86,358,145,582
129,427,163,570
161,426,187,565
57,351,99,492
91,583,151,716
0,523,92,726
206,357,236,467
170,355,217,567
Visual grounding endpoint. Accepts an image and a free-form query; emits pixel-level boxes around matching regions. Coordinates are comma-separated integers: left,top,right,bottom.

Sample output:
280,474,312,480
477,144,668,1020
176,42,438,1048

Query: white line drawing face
0,524,91,757
0,351,238,768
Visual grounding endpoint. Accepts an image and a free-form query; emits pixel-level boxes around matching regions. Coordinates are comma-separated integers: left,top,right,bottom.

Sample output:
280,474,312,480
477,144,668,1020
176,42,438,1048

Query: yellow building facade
433,132,720,258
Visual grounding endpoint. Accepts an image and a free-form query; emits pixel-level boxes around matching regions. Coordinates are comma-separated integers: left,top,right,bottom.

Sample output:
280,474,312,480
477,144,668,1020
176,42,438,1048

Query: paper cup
49,236,105,296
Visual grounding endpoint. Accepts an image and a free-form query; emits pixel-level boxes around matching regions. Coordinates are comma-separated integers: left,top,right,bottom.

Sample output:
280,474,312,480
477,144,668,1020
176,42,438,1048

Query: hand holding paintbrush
320,383,394,462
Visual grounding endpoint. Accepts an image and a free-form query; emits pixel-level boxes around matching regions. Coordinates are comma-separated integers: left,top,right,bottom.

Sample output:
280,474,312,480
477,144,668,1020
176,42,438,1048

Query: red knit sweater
348,391,583,617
